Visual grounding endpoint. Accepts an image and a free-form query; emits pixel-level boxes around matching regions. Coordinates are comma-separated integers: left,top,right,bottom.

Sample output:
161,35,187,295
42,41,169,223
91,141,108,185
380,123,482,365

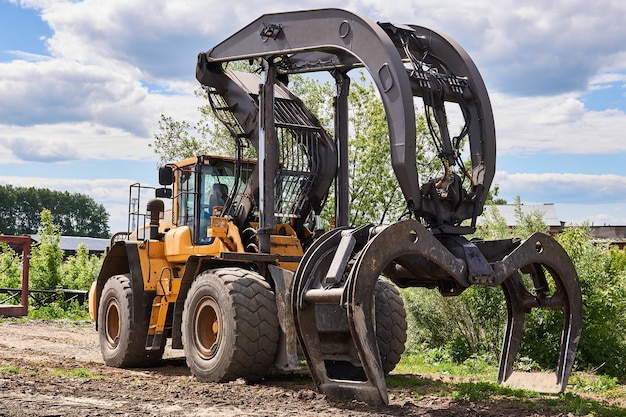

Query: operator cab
158,155,254,244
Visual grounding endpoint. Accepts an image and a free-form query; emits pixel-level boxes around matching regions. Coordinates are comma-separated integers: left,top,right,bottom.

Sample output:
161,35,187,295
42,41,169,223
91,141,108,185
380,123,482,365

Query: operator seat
198,183,229,244
209,183,228,213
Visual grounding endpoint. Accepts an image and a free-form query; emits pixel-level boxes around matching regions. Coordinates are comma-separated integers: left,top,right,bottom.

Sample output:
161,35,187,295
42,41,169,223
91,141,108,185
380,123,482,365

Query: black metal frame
197,8,495,233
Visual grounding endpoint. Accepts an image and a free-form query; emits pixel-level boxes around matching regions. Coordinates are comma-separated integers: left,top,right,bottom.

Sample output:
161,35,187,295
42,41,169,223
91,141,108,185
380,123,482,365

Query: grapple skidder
90,8,582,406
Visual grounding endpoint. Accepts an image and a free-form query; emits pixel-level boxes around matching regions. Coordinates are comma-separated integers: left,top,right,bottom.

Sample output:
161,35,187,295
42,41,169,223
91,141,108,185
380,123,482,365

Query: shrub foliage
403,200,626,377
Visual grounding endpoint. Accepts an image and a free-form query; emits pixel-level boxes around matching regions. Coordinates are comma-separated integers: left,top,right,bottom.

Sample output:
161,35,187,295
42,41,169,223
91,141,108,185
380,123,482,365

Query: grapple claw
195,7,582,404
494,233,582,393
292,220,582,404
125,5,584,407
292,220,469,404
292,225,389,405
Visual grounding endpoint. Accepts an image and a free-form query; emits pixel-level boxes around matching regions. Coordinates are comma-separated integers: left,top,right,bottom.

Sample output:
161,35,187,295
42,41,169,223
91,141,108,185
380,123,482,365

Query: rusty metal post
0,235,30,317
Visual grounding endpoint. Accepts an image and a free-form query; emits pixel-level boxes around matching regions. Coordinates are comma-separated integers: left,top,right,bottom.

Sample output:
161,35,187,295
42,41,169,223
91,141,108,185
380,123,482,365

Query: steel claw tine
498,272,527,384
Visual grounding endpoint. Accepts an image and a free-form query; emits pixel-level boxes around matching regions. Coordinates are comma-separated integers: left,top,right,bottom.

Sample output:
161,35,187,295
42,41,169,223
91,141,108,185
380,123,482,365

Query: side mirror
155,187,172,198
158,166,174,185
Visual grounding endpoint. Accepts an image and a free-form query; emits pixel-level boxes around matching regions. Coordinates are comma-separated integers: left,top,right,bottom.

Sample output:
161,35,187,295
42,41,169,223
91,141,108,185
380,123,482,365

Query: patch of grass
569,373,618,393
559,392,626,417
0,316,29,324
392,351,626,416
0,363,38,375
386,374,445,390
451,381,540,403
449,382,626,416
394,351,497,380
51,367,104,380
0,365,23,374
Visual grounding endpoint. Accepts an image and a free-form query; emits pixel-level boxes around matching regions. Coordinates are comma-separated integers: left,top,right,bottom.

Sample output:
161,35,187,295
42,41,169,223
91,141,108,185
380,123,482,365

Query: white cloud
494,171,626,225
590,72,626,87
491,93,626,155
558,203,626,226
0,59,152,133
495,171,626,204
0,122,154,163
355,0,626,96
0,56,203,163
10,0,626,94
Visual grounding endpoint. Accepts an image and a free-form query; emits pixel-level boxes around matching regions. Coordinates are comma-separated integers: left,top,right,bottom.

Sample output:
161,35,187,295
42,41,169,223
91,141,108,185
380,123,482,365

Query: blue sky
1,0,626,233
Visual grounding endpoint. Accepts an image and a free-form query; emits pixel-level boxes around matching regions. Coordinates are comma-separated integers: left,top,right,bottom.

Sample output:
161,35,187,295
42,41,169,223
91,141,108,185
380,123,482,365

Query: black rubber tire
375,279,408,375
98,274,164,367
182,267,279,383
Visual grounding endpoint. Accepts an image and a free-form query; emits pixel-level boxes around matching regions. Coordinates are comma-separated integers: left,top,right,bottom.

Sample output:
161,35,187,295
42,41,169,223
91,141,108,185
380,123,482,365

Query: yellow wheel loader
90,8,582,405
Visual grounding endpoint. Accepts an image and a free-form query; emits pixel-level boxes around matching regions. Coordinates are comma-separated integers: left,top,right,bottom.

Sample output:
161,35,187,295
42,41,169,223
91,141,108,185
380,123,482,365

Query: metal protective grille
273,97,324,223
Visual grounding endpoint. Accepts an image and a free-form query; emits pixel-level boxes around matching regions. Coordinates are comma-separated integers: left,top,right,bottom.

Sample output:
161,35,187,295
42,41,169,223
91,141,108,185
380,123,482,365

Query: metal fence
0,287,88,310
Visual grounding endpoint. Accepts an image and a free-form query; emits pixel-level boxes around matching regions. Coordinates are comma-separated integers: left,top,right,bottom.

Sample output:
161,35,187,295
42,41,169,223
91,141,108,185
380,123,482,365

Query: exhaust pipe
146,199,164,241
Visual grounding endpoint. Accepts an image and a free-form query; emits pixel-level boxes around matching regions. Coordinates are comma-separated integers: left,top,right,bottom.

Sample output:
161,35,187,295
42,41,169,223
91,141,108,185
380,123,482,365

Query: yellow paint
269,224,304,271
88,281,97,322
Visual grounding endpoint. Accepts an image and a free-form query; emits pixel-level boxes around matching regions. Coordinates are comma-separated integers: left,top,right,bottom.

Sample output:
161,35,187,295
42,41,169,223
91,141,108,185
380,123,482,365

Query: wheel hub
194,297,222,359
104,299,120,348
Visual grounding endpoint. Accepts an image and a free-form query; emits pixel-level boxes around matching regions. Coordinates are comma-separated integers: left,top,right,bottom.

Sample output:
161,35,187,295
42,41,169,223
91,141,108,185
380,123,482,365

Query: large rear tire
98,274,164,367
375,279,407,375
182,267,279,383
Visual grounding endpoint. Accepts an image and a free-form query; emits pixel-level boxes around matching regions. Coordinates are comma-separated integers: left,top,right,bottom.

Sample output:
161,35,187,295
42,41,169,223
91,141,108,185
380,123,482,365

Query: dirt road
0,320,572,416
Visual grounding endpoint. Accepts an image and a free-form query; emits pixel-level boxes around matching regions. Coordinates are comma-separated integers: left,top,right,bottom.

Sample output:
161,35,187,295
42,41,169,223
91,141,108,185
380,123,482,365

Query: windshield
197,159,254,243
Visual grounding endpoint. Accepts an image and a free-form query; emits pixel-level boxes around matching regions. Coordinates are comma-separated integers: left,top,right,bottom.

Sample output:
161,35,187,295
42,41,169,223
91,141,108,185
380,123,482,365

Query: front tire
182,268,279,382
98,274,164,367
375,279,407,374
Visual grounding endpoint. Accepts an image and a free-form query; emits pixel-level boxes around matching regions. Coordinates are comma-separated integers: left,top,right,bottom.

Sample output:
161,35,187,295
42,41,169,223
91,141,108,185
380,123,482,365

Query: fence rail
0,287,88,310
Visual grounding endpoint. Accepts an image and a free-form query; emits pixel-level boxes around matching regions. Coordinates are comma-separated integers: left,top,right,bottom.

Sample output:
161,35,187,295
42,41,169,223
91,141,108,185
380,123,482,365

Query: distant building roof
487,203,562,227
30,235,109,253
590,226,626,240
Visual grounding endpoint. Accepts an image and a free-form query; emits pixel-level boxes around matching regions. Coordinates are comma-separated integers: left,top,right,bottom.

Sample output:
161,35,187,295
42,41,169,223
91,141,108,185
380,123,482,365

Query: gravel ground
0,320,578,416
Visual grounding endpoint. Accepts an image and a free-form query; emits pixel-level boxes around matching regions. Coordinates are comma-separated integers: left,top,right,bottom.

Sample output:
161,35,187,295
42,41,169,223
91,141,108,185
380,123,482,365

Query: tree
150,114,214,164
345,77,404,225
0,185,110,238
29,209,64,290
474,203,512,240
342,75,442,225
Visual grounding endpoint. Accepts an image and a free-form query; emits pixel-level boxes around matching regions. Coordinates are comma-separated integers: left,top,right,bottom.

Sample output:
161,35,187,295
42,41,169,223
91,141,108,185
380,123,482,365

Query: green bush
402,285,505,364
0,242,22,289
555,226,626,377
27,299,90,321
404,200,626,378
27,209,102,292
60,243,103,290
